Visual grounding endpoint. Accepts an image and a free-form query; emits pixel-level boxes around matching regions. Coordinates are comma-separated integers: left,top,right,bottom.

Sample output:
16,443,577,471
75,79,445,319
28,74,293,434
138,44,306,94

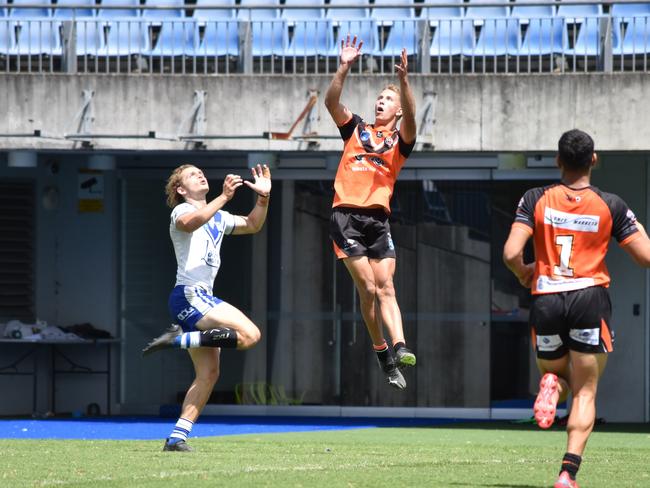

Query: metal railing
0,1,648,74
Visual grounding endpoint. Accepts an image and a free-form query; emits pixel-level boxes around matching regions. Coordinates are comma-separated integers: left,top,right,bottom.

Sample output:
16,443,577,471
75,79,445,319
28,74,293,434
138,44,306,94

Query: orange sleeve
619,230,642,247
512,222,534,235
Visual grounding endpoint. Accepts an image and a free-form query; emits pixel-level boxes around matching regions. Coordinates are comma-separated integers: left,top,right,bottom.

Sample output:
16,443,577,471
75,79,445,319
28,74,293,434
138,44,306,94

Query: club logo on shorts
570,328,599,346
387,233,395,251
360,131,370,142
177,307,194,321
343,239,358,251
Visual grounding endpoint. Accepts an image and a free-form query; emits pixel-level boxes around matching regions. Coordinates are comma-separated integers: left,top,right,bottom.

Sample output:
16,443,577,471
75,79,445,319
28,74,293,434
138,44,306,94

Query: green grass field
2,423,649,487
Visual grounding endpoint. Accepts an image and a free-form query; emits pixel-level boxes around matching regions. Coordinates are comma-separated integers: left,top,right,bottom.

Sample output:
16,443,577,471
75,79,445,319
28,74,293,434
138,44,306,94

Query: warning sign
78,170,104,213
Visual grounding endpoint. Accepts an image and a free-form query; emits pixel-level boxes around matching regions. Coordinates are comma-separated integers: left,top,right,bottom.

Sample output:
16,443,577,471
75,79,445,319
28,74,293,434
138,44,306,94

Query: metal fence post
61,20,77,74
238,21,252,74
600,16,613,72
417,19,431,74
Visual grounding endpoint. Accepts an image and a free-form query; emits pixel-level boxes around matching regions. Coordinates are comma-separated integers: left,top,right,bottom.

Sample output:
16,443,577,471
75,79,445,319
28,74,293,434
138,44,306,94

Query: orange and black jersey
332,113,415,213
513,183,641,295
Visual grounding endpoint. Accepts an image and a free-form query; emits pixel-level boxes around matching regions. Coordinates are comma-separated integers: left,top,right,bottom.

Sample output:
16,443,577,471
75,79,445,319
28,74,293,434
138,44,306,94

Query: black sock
374,343,395,370
394,341,406,352
560,452,582,480
199,328,238,348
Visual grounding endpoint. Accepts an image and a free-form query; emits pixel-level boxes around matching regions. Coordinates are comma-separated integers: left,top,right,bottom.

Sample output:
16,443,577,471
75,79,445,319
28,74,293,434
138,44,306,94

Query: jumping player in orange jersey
503,129,650,488
325,35,416,390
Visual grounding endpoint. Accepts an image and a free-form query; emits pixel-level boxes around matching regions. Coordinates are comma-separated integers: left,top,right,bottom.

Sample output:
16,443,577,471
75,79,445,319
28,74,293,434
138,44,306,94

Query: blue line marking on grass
0,416,461,440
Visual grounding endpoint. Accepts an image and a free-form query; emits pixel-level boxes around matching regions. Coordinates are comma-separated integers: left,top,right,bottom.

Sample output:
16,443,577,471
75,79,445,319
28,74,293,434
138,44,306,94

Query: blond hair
384,84,401,96
165,164,195,208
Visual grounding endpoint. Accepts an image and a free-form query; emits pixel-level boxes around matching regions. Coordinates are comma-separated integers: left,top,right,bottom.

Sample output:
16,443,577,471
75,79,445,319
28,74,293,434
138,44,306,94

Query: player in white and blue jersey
142,163,271,452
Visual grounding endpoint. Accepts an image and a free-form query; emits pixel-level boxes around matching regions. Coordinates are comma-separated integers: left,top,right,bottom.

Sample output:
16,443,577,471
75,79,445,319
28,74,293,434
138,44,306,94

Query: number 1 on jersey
554,235,575,277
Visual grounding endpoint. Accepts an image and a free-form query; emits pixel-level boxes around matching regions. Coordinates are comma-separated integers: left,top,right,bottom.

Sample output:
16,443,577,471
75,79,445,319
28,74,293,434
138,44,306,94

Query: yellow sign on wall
78,170,104,213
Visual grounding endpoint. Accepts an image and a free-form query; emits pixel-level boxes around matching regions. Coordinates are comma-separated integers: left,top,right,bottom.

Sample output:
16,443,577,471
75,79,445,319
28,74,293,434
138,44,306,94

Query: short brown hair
165,164,195,208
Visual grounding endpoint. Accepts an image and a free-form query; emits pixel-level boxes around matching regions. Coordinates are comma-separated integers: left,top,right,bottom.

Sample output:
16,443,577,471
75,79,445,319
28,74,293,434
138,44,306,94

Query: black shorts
530,286,614,360
329,207,396,259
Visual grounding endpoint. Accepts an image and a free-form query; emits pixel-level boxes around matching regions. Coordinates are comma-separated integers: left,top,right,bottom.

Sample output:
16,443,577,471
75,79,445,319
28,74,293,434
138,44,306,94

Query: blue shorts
168,285,223,332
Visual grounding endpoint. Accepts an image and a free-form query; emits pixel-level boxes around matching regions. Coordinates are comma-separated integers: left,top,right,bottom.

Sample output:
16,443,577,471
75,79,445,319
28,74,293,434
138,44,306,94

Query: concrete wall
2,74,650,152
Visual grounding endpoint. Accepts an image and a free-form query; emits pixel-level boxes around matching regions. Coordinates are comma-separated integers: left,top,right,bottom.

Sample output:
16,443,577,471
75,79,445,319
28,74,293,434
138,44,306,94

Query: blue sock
172,332,201,349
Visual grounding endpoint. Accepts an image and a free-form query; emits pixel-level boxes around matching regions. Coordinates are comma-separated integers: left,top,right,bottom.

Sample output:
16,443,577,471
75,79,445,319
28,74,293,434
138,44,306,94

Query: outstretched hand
395,48,408,81
244,164,272,197
340,35,363,67
222,174,243,200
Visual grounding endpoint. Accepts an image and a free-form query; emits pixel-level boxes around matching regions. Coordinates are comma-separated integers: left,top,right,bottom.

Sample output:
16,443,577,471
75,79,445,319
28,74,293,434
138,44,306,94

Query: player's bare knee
197,365,220,386
376,280,396,300
238,325,261,350
357,281,377,303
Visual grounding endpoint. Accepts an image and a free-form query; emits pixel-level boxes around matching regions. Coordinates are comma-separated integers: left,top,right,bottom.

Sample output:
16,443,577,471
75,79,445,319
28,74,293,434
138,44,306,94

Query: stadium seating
54,0,96,19
0,21,16,53
147,20,198,55
10,0,51,18
420,0,464,23
285,20,332,56
142,0,185,20
14,20,62,55
238,0,279,20
98,0,140,19
556,0,602,23
197,20,239,56
377,20,418,56
326,0,370,21
75,20,106,56
566,16,600,56
430,19,475,56
511,0,555,21
371,0,417,56
611,2,650,17
238,0,286,56
329,18,378,56
192,0,236,20
100,19,149,55
282,0,330,56
466,0,509,21
613,16,650,54
371,0,414,25
469,18,520,56
282,0,324,21
520,17,566,55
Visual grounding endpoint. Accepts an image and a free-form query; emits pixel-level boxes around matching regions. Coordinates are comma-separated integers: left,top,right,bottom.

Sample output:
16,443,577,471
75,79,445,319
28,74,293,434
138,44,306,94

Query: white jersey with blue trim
170,202,235,292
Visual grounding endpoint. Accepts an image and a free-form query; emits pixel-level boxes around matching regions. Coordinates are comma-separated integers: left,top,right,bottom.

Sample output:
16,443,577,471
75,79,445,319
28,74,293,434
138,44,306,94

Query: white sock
169,417,194,442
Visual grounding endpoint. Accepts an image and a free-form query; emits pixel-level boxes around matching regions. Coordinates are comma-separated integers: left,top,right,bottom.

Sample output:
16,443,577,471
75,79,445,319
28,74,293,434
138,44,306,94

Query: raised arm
232,164,272,235
324,35,363,127
175,174,242,233
395,48,416,144
503,225,535,288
